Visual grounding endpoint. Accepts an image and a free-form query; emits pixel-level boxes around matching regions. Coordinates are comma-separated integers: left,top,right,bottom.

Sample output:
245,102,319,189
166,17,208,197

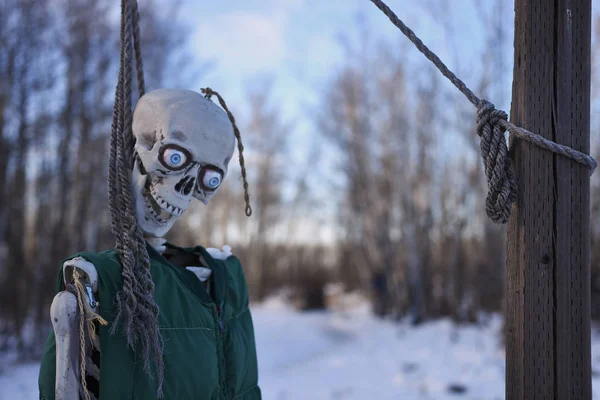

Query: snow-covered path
2,299,600,400
254,299,505,400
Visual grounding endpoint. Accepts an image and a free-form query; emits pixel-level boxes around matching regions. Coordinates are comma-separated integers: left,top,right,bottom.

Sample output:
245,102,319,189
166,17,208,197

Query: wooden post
507,0,592,399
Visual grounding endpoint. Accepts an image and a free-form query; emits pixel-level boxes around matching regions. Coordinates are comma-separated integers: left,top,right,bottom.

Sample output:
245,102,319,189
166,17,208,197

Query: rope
131,0,145,97
75,273,91,400
201,87,253,217
368,0,598,223
108,0,165,396
72,269,108,400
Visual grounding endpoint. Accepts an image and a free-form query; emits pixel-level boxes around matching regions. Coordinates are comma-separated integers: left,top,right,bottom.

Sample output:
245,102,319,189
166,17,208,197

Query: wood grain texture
507,0,592,399
554,0,592,398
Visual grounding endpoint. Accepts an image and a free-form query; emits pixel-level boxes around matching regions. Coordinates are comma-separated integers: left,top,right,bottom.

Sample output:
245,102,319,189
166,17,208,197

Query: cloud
193,10,288,74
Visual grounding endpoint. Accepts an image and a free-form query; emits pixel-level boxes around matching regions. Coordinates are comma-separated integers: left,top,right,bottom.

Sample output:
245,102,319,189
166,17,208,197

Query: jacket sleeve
38,331,57,400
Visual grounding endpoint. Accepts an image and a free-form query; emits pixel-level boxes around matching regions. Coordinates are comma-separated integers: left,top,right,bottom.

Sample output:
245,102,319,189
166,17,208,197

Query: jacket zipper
217,306,225,333
215,304,229,399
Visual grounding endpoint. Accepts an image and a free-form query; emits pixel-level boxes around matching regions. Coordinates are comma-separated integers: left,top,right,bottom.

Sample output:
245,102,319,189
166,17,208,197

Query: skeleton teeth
144,187,186,220
160,210,171,219
142,192,169,224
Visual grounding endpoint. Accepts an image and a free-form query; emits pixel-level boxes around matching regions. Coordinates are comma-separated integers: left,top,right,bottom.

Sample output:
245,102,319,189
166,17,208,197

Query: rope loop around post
368,0,598,224
476,100,517,224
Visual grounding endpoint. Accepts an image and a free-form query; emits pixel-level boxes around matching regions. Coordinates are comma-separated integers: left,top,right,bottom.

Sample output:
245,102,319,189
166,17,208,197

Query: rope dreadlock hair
108,0,165,395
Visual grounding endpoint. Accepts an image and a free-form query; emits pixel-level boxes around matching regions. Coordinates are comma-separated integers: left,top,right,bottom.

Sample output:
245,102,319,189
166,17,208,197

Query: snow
254,297,505,400
2,296,600,400
206,245,233,260
0,363,39,400
186,266,212,282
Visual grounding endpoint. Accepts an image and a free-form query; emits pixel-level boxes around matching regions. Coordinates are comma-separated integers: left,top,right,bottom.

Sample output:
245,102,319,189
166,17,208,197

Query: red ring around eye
158,144,192,171
199,166,224,191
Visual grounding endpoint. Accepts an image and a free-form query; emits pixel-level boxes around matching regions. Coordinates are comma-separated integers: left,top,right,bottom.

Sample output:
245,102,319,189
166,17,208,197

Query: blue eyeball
170,153,181,164
162,148,187,169
202,169,222,190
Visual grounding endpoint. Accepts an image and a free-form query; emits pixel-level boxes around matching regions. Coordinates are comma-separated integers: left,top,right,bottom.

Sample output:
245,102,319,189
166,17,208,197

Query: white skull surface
131,88,235,238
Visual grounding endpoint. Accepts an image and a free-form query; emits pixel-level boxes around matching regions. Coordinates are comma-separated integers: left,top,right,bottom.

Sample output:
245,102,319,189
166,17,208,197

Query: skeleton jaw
132,161,183,238
142,186,174,224
144,180,185,219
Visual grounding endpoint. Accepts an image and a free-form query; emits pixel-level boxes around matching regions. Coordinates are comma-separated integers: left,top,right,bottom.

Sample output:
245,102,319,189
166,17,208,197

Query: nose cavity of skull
175,176,196,196
184,177,195,195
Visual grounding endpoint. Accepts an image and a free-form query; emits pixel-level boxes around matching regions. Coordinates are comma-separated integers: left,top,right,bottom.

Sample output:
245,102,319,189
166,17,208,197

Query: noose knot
476,100,518,224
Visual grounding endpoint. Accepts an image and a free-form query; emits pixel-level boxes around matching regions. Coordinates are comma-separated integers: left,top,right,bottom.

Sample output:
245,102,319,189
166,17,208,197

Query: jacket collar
146,241,227,307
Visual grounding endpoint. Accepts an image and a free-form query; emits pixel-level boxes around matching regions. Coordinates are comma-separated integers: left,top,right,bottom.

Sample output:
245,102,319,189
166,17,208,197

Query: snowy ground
254,297,505,400
2,297,600,400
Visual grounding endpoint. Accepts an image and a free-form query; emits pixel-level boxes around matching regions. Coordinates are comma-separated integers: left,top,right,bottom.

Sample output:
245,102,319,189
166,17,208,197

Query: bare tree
0,0,53,353
244,83,289,300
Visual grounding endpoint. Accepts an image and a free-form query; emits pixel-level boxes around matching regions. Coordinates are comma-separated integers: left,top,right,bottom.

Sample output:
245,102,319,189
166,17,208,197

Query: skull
131,88,235,238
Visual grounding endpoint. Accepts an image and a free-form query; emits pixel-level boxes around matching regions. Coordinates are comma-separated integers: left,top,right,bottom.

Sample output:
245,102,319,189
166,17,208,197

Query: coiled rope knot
476,100,517,224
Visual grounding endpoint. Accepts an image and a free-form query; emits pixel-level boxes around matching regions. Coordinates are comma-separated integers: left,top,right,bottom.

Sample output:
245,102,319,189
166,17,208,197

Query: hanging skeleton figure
38,2,260,399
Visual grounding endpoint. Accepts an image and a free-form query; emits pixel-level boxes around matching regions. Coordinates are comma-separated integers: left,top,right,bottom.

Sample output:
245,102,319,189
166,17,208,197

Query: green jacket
38,243,261,400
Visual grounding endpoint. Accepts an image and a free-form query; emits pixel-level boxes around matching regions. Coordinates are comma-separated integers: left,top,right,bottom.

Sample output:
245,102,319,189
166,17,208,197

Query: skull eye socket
200,168,223,191
159,145,191,171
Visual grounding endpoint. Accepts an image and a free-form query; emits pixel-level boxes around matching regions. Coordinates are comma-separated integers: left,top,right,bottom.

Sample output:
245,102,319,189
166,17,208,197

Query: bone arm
51,291,79,400
50,258,100,400
63,257,99,292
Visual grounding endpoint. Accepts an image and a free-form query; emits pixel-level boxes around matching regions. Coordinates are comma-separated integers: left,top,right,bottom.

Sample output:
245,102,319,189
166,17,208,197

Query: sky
179,0,490,119
175,0,515,167
170,0,512,244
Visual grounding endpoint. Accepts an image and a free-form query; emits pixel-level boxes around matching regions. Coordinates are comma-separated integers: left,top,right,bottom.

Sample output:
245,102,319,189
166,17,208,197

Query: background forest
1,0,600,364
